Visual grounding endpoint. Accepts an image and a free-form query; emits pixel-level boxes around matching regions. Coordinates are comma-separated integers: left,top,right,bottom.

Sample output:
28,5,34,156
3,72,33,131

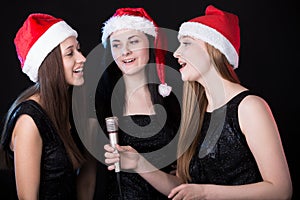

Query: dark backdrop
0,0,298,199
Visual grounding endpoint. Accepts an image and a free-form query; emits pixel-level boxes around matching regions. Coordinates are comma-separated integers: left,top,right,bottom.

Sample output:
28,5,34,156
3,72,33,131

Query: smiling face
60,36,86,86
109,29,150,75
173,36,211,82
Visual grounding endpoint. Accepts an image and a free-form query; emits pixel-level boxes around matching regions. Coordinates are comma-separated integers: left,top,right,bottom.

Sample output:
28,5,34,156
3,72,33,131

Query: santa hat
14,13,78,82
101,7,172,97
178,5,240,69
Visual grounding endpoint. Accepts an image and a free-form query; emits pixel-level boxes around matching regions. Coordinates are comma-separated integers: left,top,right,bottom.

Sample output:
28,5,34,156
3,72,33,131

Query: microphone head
105,116,119,132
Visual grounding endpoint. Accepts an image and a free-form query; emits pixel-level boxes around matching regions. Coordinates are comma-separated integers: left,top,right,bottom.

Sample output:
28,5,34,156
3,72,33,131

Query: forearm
201,181,292,200
135,155,183,196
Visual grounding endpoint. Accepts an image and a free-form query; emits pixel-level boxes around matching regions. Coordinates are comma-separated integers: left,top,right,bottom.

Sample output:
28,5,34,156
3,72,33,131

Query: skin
104,36,293,200
110,29,154,116
110,29,150,76
77,29,155,200
11,36,86,200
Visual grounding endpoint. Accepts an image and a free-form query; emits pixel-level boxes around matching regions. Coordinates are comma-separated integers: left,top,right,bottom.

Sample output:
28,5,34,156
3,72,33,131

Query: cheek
138,49,149,64
112,51,120,61
63,61,75,79
188,49,210,70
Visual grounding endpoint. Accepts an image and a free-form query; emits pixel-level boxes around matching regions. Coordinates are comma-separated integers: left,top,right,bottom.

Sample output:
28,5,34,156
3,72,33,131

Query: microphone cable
105,116,123,200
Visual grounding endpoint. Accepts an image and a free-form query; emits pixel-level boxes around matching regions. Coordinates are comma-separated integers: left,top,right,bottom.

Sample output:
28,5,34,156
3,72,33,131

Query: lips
123,58,135,63
73,68,83,73
178,61,186,71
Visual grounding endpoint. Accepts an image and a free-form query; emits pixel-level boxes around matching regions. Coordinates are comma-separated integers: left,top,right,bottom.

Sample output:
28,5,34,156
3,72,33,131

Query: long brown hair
177,43,240,183
1,45,85,169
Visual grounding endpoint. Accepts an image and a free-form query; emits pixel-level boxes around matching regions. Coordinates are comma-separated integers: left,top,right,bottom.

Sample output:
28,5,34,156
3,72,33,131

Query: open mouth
123,58,135,64
178,61,186,69
73,68,83,73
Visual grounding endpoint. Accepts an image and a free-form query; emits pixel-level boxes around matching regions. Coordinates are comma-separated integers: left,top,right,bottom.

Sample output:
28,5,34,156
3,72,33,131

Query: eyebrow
111,35,139,43
63,42,79,51
61,45,74,53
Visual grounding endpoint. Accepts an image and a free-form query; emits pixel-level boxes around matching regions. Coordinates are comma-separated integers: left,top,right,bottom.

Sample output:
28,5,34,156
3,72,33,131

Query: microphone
105,116,120,172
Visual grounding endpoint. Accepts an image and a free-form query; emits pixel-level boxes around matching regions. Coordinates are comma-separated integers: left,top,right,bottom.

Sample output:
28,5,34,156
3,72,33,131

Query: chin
181,73,187,81
72,79,85,86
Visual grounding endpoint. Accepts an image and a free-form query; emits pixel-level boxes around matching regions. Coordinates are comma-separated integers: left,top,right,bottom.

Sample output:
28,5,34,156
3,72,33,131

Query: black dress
189,90,263,184
102,114,178,200
93,84,181,200
1,100,78,200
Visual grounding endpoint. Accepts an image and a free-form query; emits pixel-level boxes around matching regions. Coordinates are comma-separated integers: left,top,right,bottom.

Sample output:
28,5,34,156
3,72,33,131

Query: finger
168,186,181,199
104,144,114,151
107,165,115,171
104,151,119,159
105,157,120,165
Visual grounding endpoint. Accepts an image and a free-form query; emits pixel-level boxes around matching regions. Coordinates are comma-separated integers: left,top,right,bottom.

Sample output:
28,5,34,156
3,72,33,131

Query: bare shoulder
239,94,271,114
13,115,39,139
238,94,276,135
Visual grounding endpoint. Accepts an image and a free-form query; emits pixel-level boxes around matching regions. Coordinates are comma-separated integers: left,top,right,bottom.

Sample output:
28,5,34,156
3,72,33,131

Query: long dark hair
1,45,85,169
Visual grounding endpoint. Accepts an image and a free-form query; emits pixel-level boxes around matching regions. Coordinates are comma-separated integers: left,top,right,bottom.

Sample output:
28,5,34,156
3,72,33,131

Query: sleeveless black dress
189,90,263,184
100,113,179,200
1,100,78,200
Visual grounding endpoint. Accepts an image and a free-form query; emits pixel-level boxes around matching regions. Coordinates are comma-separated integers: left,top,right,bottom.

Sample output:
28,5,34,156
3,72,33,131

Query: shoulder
11,100,44,138
14,114,39,134
239,94,271,115
238,94,276,135
11,114,40,150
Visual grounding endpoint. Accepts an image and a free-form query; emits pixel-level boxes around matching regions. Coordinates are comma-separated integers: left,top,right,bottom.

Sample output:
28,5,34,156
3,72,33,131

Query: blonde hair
177,43,240,182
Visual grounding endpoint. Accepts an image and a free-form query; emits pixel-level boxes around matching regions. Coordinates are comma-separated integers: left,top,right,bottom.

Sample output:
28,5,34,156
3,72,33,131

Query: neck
124,85,155,116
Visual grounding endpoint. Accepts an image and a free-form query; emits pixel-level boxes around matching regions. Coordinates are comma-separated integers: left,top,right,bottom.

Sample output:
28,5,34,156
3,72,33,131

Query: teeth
123,59,134,63
74,68,83,73
179,62,186,67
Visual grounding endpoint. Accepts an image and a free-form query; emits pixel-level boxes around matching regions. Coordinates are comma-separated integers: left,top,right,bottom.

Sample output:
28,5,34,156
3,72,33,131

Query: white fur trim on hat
22,21,78,82
178,22,239,69
101,15,156,48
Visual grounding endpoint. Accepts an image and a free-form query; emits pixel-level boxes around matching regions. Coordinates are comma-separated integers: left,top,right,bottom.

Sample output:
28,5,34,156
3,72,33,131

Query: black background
0,0,298,199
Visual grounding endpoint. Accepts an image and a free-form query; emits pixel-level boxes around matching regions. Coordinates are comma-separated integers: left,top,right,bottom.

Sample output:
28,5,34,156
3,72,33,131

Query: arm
104,144,183,196
12,115,42,200
168,95,293,200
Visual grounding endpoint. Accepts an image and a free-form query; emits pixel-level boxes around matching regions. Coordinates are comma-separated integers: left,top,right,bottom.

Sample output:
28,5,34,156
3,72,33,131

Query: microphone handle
109,132,121,172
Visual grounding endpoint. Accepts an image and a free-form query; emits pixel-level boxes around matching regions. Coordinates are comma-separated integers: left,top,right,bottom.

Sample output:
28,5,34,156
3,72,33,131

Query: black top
1,100,77,200
189,90,263,184
102,114,178,200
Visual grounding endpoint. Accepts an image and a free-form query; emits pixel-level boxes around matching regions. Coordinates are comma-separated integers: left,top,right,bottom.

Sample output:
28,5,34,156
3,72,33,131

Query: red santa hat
101,7,171,97
178,5,240,69
14,13,78,82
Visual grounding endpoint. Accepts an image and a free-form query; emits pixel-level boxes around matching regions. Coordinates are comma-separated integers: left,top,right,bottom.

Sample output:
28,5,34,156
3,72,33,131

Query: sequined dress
102,113,178,200
189,90,263,184
1,100,78,200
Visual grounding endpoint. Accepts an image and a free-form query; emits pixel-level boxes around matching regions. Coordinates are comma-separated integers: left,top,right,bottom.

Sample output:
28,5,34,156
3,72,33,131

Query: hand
104,144,139,171
168,184,204,200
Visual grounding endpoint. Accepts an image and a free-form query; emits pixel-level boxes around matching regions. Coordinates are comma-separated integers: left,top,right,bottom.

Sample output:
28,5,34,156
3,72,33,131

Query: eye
182,41,191,46
112,43,120,48
66,50,74,56
129,39,139,45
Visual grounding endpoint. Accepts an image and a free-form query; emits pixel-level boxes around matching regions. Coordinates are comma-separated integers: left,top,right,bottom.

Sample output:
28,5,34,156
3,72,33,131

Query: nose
173,46,181,59
122,44,131,56
76,52,86,63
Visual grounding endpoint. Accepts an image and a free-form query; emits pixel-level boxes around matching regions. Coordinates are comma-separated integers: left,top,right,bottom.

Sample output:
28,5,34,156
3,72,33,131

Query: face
173,36,211,82
60,36,86,86
109,29,150,75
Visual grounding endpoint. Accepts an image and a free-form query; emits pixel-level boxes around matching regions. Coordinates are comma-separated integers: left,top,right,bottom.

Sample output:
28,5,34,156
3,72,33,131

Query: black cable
116,172,123,200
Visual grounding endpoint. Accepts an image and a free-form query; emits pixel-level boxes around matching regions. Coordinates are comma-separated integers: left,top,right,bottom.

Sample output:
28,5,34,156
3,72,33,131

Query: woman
104,5,293,200
0,13,87,199
93,7,181,200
